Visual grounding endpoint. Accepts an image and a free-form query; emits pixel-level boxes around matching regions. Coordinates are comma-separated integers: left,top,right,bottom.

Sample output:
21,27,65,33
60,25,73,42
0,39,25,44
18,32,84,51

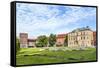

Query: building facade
19,26,96,48
19,33,36,48
28,39,36,48
56,34,67,46
68,27,93,48
20,33,28,48
92,31,96,46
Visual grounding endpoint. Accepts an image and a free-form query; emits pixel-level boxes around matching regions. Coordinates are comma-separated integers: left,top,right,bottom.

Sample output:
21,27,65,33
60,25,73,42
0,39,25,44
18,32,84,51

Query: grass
16,47,96,65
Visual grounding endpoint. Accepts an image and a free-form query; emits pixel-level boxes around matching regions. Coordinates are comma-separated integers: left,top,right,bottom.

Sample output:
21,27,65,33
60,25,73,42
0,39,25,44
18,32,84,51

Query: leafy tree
64,35,68,46
36,35,48,47
16,38,20,53
49,34,56,47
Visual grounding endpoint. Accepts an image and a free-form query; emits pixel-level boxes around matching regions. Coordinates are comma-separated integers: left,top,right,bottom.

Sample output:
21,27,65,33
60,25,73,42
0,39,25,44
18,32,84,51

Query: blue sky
16,3,96,38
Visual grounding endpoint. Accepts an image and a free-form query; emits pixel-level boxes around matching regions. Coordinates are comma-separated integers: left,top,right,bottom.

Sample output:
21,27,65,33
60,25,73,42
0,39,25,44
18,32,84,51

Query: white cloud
16,3,96,38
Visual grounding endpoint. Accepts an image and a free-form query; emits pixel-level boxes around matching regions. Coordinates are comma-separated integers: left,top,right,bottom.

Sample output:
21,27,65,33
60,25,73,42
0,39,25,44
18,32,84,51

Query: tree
36,35,48,47
64,35,68,46
49,34,56,47
16,38,20,53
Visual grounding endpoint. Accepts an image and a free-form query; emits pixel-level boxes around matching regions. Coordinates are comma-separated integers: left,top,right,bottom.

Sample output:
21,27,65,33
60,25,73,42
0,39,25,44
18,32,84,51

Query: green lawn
16,47,96,65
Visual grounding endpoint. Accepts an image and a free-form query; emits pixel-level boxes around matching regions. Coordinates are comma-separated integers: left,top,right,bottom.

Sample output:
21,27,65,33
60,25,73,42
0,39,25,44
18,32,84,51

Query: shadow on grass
23,54,84,61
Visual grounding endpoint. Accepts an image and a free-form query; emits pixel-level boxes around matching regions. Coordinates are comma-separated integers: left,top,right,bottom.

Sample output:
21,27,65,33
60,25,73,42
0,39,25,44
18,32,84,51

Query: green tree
49,34,56,47
16,38,20,53
64,35,68,46
36,35,48,47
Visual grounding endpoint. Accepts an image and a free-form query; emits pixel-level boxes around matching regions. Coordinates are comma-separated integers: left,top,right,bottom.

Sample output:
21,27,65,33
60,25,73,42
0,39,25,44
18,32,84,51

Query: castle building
68,26,94,48
19,33,36,48
20,33,28,48
19,26,96,48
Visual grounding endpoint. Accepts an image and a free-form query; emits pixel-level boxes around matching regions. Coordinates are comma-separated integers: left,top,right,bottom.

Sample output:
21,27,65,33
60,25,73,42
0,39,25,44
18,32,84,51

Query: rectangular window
84,37,85,39
81,32,82,35
81,37,82,40
87,36,88,39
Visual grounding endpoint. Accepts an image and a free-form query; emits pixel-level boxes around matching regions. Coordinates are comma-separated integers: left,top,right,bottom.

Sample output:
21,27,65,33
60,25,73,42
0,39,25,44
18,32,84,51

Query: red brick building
56,34,67,46
93,31,96,46
20,33,36,48
20,33,28,48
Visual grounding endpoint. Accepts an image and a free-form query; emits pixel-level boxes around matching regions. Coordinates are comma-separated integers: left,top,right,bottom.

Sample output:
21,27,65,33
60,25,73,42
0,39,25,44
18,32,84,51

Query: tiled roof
93,31,96,35
71,26,92,33
56,34,67,38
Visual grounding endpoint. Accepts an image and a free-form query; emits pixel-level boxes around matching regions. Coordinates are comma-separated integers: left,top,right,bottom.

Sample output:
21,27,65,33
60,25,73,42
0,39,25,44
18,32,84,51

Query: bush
16,38,20,53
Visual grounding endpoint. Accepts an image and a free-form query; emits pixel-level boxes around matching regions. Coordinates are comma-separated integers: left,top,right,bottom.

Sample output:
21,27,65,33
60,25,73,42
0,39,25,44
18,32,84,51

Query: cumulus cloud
16,3,96,38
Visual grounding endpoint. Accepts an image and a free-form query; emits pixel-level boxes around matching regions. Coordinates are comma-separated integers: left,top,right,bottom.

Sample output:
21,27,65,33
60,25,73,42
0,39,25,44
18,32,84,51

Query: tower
19,33,28,48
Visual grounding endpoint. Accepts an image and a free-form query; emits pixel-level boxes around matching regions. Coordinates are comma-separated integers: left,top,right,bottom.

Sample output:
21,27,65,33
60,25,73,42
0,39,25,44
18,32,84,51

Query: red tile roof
93,31,96,35
56,34,67,38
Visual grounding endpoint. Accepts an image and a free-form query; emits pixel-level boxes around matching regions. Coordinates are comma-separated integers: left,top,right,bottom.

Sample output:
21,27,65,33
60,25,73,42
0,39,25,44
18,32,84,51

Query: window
88,41,89,44
70,42,71,45
71,37,73,40
87,36,88,39
73,37,74,40
84,32,85,35
84,37,85,39
69,37,70,40
81,37,82,40
81,32,82,35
